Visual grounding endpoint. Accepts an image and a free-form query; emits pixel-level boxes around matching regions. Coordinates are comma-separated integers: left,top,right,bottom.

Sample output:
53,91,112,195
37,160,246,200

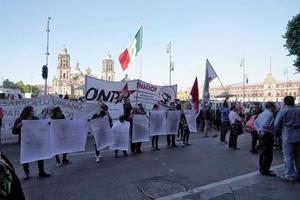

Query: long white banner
85,76,177,119
20,119,90,164
0,96,100,144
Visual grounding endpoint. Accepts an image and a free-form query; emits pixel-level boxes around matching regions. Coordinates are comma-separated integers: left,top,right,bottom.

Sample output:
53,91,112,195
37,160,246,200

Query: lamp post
166,42,174,85
44,17,51,96
240,58,245,102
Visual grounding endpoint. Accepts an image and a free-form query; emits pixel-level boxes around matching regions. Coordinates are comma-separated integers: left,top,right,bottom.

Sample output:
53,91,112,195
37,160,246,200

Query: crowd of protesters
0,95,299,199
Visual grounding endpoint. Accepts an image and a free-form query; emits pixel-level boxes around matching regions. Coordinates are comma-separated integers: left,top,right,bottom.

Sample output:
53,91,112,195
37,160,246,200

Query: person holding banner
131,106,146,154
167,102,178,148
123,98,132,121
151,104,160,151
114,115,129,158
181,107,191,146
12,106,51,180
51,107,72,167
92,104,113,162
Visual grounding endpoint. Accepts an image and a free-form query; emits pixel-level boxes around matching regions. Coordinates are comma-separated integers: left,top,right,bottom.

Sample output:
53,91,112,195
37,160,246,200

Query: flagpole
139,22,143,80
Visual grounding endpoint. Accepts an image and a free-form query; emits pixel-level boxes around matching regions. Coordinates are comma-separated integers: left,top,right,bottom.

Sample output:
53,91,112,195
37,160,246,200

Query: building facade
51,48,116,97
209,73,300,102
177,73,300,103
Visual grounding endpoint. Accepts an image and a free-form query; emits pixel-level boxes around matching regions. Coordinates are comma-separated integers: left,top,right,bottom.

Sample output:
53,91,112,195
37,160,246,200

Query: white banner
50,119,89,155
69,119,89,152
111,121,130,151
132,114,150,143
185,110,197,133
166,110,181,135
149,110,167,136
0,96,100,144
91,116,114,150
20,120,52,164
85,76,177,119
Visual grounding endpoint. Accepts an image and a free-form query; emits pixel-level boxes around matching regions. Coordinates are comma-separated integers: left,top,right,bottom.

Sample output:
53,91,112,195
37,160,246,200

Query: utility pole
43,17,51,96
166,42,174,85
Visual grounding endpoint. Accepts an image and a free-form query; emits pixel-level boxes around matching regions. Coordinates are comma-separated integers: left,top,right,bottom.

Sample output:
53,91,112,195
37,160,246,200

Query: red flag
190,77,199,113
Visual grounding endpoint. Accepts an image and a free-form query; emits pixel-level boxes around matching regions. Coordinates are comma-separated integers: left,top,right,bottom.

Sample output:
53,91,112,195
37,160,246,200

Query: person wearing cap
275,96,300,182
254,102,276,177
51,107,72,167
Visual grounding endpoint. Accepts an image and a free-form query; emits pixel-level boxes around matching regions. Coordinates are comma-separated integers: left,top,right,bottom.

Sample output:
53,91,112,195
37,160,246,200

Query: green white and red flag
119,26,143,71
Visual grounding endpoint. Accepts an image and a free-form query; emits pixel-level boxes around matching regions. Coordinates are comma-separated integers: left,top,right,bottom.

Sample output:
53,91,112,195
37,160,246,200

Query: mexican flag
119,26,143,71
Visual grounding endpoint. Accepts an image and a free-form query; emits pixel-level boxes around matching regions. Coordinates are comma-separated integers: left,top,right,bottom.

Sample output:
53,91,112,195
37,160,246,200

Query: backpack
246,115,257,132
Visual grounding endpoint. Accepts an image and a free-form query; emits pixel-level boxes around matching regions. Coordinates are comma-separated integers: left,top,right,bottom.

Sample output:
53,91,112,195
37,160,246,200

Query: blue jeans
282,141,300,180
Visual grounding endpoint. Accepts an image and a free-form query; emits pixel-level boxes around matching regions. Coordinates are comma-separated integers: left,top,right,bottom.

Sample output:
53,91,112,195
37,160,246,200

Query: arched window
63,73,66,78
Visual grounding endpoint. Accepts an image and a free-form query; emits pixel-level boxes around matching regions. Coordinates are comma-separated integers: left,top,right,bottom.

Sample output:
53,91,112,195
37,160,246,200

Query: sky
0,0,299,91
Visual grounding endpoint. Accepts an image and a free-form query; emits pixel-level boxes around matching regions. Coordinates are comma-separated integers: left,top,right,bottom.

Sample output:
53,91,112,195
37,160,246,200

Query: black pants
131,142,142,153
22,160,44,175
228,126,238,148
183,130,190,144
152,136,159,149
251,131,259,150
220,121,230,142
259,132,274,173
167,135,176,146
55,154,67,163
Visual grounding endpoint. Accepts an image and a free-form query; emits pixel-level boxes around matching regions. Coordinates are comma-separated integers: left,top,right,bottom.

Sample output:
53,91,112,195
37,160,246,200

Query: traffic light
42,65,48,79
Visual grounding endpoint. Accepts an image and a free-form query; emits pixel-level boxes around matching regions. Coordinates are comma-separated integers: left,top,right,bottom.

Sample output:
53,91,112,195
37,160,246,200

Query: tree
283,12,300,73
2,79,16,89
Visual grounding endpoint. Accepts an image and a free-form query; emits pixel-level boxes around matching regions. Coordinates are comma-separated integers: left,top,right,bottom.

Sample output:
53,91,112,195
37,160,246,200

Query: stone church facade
51,48,115,97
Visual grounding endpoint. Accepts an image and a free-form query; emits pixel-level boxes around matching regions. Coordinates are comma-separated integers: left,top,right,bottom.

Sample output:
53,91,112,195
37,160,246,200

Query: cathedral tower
101,53,115,81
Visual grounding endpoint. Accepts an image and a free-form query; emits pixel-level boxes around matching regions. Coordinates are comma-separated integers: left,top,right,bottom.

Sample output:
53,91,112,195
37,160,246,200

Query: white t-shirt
229,111,242,125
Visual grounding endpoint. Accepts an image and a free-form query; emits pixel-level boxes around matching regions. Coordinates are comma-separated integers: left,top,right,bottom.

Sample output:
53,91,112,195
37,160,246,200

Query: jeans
220,121,230,142
282,141,300,180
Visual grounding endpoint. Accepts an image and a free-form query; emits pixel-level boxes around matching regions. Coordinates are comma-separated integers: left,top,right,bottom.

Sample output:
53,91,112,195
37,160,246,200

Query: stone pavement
2,131,299,200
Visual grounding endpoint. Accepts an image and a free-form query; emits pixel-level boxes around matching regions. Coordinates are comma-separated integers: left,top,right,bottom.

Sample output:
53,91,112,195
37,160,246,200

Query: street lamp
166,42,174,85
43,17,51,96
240,58,245,102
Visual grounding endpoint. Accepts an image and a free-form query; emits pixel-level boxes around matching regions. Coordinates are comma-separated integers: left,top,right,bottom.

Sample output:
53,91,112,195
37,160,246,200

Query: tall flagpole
139,23,143,80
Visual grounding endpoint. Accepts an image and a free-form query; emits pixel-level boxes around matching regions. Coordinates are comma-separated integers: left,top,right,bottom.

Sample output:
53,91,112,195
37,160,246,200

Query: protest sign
149,110,167,136
111,121,130,151
91,116,114,150
132,114,150,143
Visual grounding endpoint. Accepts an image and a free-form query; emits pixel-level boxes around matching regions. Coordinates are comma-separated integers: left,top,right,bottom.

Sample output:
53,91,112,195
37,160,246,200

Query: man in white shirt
228,106,242,150
254,102,276,177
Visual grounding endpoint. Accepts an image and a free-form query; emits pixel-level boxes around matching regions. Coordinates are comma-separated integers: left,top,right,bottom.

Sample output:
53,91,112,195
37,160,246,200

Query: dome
60,48,68,54
104,54,112,60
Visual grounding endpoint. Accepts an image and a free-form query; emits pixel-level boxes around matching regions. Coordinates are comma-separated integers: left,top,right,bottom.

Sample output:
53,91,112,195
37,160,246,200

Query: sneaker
23,173,30,180
62,159,72,164
39,172,51,178
98,154,103,158
95,156,100,163
280,175,296,182
56,162,62,167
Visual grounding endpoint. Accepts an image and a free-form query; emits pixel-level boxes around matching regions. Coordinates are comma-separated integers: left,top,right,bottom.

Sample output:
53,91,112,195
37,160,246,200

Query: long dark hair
19,106,34,119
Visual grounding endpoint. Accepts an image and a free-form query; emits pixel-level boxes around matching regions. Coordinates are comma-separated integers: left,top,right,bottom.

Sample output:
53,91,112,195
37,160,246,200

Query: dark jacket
0,153,25,200
12,116,39,144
